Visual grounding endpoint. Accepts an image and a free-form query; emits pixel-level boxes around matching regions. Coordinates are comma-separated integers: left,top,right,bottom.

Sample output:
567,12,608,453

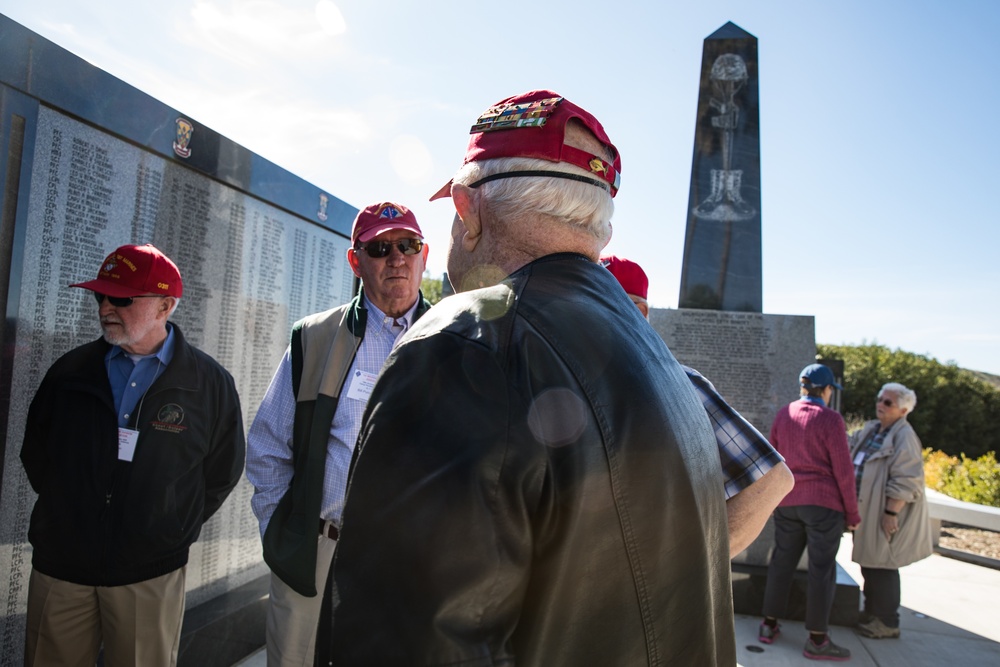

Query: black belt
319,519,339,540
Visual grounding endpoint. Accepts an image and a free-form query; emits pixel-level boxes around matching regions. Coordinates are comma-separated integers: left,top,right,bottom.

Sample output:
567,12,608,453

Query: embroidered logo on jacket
152,403,187,433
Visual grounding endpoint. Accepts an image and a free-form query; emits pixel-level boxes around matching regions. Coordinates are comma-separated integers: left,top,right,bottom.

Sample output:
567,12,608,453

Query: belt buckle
320,519,339,541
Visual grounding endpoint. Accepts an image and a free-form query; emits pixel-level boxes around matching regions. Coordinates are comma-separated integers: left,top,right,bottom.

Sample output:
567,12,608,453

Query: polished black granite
679,21,763,312
177,575,269,667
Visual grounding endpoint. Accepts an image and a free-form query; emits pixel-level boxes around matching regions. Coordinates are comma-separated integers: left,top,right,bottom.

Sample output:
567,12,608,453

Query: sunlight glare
316,1,347,36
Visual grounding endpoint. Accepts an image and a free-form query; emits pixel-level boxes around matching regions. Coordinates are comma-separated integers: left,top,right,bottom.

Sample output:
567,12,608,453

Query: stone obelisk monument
662,22,858,623
678,22,762,312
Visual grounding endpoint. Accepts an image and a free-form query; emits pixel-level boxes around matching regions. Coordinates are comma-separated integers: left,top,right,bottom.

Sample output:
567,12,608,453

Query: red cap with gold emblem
71,244,183,298
430,89,621,200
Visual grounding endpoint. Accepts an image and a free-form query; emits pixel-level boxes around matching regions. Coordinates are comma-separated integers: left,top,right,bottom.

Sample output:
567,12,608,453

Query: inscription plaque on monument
679,22,762,312
0,15,358,661
649,308,815,437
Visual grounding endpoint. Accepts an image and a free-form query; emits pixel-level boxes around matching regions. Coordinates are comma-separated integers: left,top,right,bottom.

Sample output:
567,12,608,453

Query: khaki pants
266,530,338,667
25,567,186,667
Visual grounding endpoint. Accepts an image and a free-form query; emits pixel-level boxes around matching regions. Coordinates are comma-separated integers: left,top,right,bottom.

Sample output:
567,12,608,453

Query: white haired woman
849,382,933,639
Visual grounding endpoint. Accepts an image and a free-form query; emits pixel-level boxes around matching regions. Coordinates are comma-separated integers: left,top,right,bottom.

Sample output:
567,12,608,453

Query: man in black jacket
20,244,245,666
330,90,737,665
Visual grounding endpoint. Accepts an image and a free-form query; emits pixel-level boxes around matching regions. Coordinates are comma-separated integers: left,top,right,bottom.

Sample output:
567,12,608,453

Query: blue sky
3,1,999,374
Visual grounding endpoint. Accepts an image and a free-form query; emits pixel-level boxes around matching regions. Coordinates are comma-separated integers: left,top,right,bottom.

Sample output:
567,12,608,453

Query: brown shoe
857,617,900,639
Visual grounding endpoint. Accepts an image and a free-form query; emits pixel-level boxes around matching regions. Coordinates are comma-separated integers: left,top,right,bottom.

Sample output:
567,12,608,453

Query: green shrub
420,273,444,305
819,343,1000,459
923,448,1000,508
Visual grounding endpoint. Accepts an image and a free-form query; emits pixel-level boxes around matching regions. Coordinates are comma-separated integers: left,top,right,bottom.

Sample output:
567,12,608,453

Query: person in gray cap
330,90,736,665
759,363,861,661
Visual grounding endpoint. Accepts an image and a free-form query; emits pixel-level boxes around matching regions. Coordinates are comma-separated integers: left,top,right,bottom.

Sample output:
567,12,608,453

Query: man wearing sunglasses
246,201,431,666
20,244,245,666
329,91,737,665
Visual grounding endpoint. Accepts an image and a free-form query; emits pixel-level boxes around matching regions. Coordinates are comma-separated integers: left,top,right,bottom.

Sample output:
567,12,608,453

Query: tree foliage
420,272,444,305
818,343,1000,458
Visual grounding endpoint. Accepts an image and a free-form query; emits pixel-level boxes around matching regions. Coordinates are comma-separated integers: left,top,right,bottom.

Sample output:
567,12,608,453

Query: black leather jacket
331,254,735,666
20,324,245,586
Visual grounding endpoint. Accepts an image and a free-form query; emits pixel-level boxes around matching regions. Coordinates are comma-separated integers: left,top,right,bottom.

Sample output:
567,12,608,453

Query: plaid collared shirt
854,427,890,496
685,367,784,499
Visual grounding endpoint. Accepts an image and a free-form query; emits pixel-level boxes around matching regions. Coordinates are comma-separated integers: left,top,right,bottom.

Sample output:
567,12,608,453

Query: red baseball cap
430,89,621,200
600,255,648,300
71,244,183,298
351,202,423,245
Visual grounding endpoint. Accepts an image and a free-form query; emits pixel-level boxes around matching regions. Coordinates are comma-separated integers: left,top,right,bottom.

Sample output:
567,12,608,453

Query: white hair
880,382,917,413
452,156,614,241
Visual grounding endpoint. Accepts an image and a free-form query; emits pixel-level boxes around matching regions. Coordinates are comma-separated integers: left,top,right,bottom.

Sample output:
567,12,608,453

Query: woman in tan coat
849,382,932,639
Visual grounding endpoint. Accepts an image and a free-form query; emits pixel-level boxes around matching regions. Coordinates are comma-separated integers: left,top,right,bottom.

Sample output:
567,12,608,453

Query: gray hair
880,382,917,413
451,156,614,241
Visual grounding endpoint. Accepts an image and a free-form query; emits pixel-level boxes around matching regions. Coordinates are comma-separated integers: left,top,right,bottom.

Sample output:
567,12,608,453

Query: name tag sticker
118,428,139,462
853,451,866,465
346,370,378,401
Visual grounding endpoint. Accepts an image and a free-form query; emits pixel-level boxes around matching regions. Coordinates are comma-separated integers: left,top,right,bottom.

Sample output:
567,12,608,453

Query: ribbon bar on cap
471,97,564,133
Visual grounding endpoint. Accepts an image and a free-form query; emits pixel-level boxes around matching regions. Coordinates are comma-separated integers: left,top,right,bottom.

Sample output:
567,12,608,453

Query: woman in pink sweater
758,364,861,661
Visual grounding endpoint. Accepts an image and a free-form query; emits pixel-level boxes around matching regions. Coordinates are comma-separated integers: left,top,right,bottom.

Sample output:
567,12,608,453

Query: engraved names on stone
130,163,161,242
216,201,246,368
57,136,114,352
156,178,213,345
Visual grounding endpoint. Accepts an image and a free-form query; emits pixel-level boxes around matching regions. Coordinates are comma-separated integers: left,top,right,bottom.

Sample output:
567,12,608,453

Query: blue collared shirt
105,324,175,428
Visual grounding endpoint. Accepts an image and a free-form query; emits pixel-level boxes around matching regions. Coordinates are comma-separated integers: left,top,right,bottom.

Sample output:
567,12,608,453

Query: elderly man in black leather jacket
330,90,736,666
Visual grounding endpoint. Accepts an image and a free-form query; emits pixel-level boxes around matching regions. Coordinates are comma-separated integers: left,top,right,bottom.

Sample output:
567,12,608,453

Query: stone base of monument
731,561,860,627
177,574,269,667
731,517,860,627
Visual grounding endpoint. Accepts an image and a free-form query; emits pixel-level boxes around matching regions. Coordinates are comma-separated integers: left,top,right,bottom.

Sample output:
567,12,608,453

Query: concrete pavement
736,535,1000,665
234,535,1000,666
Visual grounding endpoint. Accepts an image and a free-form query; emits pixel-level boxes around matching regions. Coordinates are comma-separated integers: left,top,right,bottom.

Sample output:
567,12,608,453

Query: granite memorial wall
0,15,357,662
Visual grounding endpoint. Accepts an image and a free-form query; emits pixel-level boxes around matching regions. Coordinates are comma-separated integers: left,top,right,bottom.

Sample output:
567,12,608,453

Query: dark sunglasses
879,398,895,407
94,293,164,308
356,238,424,258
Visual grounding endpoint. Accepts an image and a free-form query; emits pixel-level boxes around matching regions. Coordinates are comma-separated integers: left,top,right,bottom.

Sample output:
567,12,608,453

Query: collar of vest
346,288,368,337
